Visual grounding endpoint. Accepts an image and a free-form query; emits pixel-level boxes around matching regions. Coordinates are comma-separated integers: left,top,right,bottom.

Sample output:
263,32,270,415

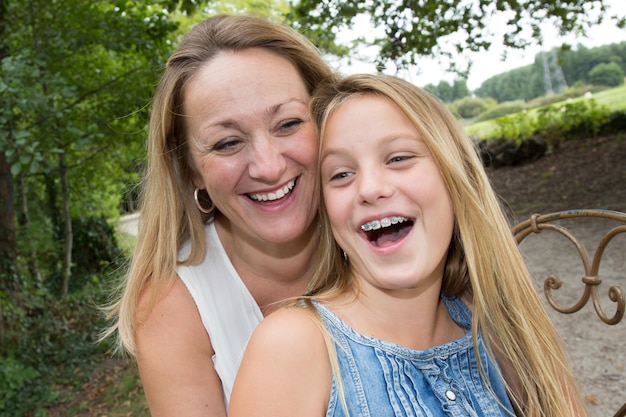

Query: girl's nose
357,167,393,204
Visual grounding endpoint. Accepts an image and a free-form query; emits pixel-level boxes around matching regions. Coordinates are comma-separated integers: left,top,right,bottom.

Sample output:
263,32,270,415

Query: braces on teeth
361,216,408,232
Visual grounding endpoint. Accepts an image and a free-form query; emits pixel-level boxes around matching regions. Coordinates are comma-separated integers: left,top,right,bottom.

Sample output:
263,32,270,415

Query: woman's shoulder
136,275,212,353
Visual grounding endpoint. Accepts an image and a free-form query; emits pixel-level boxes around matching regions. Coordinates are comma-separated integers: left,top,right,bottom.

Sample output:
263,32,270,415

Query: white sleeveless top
177,222,263,408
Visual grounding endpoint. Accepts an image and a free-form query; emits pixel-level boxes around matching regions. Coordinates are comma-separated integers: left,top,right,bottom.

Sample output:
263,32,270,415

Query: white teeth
249,179,295,202
361,216,408,232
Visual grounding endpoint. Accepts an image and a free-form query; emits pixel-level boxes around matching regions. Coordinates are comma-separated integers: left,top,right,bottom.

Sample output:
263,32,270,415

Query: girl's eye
276,119,303,135
329,171,353,181
388,155,414,164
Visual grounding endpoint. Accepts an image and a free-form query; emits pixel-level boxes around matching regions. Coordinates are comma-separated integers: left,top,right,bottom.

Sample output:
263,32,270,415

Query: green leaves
289,0,618,72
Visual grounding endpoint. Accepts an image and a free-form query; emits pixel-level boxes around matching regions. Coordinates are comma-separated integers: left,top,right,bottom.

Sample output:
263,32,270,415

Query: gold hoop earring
194,187,212,214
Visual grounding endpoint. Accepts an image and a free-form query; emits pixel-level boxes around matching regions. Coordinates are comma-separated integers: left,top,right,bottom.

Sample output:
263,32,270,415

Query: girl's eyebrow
320,146,350,164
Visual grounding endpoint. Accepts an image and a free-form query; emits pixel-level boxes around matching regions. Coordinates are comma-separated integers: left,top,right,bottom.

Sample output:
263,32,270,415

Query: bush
46,215,125,294
474,102,526,122
0,357,41,415
450,96,497,119
1,279,115,416
526,84,606,108
494,111,536,143
534,98,611,148
589,62,625,87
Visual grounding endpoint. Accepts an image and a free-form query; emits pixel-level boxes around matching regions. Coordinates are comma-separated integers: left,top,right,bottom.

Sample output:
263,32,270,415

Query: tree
289,0,624,74
474,41,626,101
588,62,625,86
424,79,469,103
0,0,178,297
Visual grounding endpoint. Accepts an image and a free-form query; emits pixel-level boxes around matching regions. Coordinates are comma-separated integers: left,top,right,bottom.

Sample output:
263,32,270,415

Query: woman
229,74,586,416
104,14,335,416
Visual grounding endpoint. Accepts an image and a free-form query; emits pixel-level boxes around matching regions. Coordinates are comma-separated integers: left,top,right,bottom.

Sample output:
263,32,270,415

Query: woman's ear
191,172,204,190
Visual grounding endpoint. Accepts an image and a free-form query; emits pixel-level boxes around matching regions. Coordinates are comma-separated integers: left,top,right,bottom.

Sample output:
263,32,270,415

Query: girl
228,74,586,417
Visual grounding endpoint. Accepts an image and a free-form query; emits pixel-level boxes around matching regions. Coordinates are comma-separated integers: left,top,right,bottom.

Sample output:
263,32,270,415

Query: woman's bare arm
135,277,226,417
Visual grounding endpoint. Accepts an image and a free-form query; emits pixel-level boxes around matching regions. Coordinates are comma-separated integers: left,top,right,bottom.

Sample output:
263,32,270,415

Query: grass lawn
465,84,626,139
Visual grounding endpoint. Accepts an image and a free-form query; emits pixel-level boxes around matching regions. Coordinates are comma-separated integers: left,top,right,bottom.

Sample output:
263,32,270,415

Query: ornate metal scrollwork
512,209,626,325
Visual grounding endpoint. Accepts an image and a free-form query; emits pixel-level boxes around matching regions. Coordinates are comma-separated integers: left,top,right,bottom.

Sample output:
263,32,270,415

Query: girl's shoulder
230,304,331,417
252,304,325,347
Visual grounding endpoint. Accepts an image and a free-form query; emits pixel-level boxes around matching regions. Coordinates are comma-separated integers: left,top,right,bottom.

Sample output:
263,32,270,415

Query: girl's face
320,95,454,294
184,48,318,246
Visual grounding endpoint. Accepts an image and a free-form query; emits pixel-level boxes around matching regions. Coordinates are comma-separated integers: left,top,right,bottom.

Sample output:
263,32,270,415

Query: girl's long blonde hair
304,73,586,417
102,14,335,356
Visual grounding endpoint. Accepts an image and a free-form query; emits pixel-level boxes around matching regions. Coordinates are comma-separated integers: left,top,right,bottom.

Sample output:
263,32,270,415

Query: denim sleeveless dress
314,297,515,417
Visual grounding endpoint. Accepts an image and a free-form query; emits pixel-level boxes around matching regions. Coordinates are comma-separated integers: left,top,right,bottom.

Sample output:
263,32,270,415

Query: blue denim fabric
315,297,515,417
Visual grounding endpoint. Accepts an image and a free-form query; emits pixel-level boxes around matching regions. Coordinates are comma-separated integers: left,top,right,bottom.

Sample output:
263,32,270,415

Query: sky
333,0,626,91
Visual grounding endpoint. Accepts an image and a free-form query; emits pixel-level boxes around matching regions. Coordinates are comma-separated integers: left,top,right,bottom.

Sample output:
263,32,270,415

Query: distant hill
475,41,626,102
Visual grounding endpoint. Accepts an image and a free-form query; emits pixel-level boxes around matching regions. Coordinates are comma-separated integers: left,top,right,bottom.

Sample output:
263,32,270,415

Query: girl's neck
328,284,465,351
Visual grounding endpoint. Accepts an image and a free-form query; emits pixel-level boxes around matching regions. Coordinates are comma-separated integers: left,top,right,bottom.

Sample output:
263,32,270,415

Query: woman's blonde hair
103,14,335,356
304,73,586,416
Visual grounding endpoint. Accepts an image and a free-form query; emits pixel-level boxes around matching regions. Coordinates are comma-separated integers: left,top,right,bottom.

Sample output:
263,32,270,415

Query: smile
361,216,409,231
361,216,413,247
248,179,296,202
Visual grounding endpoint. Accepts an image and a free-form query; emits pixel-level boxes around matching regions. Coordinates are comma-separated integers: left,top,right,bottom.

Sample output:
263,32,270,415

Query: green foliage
0,357,41,415
588,62,625,87
450,96,497,119
474,102,527,123
560,42,626,85
475,41,626,102
0,278,116,416
494,111,536,143
466,83,626,139
473,95,611,150
72,217,124,275
526,84,607,108
0,0,182,300
475,65,543,102
535,99,611,148
424,79,470,103
45,216,125,294
288,0,612,72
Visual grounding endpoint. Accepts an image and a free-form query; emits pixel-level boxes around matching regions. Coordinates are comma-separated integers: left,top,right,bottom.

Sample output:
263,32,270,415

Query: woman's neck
215,216,319,315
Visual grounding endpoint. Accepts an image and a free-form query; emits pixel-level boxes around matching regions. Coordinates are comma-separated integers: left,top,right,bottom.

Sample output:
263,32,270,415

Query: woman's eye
211,137,242,152
276,119,303,135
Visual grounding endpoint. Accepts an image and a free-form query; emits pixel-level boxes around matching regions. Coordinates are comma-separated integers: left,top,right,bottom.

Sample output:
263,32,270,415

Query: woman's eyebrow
264,98,307,118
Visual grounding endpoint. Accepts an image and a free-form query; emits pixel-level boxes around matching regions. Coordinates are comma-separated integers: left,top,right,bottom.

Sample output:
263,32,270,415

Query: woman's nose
247,135,287,181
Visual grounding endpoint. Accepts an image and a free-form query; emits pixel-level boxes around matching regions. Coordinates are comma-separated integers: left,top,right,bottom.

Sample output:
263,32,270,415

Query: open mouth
361,216,413,247
248,178,296,202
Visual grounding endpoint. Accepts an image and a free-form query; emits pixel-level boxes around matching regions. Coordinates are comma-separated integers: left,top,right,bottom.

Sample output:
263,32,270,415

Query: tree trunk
0,150,17,293
0,0,19,348
17,173,42,287
0,150,16,349
59,151,72,298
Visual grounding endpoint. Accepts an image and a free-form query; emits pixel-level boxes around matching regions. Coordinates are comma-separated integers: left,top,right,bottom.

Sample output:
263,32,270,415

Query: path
515,215,625,416
118,212,139,236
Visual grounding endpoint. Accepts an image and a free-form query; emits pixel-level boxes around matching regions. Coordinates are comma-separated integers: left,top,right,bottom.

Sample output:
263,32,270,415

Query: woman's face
320,95,454,294
184,48,318,245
